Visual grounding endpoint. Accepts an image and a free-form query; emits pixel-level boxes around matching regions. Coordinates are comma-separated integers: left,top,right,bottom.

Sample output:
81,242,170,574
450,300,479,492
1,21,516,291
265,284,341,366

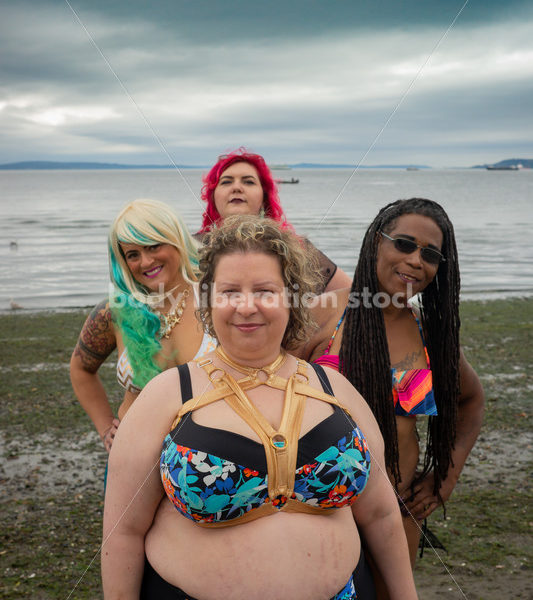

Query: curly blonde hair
197,216,320,350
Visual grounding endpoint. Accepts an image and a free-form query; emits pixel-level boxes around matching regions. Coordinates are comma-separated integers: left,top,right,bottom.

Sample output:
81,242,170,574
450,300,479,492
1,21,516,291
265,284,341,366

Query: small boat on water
276,177,299,184
486,164,521,171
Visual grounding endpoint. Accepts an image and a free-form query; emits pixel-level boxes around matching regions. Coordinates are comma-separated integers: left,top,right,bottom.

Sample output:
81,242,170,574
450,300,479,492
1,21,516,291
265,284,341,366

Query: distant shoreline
1,158,531,170
0,160,431,170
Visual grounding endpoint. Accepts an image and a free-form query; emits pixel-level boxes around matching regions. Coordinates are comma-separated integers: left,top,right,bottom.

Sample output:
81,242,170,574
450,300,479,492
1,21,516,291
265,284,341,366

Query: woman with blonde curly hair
70,199,216,454
102,216,417,599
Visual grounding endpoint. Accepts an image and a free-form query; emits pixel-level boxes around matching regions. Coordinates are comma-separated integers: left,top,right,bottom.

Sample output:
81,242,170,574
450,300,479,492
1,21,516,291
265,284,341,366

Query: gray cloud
64,0,533,37
1,0,532,166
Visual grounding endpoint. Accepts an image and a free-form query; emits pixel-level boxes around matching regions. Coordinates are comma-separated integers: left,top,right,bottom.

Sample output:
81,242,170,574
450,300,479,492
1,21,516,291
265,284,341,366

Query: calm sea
1,168,532,311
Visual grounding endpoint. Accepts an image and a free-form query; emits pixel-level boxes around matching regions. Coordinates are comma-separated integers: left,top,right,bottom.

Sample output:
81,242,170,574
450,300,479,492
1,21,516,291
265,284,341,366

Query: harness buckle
196,358,212,368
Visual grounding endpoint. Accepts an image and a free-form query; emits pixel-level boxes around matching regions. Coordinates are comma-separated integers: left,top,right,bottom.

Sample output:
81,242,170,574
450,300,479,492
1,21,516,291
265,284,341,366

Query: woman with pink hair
196,148,351,293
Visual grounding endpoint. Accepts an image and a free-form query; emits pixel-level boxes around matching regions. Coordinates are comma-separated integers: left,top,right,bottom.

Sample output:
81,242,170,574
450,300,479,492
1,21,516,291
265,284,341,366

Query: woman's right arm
102,368,180,599
70,300,118,450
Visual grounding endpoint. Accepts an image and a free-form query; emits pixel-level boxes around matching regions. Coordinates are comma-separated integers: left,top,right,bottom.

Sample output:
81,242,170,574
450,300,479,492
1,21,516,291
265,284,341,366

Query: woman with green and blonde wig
70,199,217,454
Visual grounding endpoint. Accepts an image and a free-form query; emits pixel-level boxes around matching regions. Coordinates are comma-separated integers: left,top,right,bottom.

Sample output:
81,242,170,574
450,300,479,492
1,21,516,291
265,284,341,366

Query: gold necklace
215,345,287,377
157,288,190,339
145,282,184,309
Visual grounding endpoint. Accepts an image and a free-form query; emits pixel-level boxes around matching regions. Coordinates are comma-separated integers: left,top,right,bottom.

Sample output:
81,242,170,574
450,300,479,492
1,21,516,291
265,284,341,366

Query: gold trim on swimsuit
171,349,355,528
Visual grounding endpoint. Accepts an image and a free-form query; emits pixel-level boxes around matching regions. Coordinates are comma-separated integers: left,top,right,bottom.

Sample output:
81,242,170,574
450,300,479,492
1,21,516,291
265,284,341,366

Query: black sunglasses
380,231,445,265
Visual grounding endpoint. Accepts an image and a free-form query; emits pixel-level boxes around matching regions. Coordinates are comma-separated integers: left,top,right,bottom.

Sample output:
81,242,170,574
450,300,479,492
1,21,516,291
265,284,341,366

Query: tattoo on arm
73,300,116,373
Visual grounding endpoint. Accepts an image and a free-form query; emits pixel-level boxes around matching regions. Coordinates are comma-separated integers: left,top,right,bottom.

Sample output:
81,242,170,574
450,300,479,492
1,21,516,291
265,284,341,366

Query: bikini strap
308,362,334,395
324,308,347,355
176,363,193,402
411,309,431,368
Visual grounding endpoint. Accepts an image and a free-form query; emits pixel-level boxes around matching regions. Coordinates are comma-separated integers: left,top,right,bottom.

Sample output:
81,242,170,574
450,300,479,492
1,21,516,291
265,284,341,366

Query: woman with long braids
299,198,484,596
195,147,352,293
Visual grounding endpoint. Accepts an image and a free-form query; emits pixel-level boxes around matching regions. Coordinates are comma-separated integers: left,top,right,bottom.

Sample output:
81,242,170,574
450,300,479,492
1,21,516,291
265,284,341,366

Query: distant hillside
291,163,431,169
0,160,434,171
472,158,533,169
0,161,200,170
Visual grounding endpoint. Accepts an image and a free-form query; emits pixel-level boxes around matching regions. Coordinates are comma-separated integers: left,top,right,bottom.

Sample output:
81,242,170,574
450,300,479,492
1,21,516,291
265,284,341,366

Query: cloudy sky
1,0,532,167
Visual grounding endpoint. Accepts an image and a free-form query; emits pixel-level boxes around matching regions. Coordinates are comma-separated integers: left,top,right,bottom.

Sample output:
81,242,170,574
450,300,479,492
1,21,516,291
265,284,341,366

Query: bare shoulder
140,350,218,404
135,366,182,408
324,267,352,292
118,366,184,437
310,288,350,327
319,367,383,445
296,288,350,360
317,367,361,406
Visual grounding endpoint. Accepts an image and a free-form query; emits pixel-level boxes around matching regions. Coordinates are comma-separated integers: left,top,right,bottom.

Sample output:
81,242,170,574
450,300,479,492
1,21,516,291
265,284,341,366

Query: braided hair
339,198,460,495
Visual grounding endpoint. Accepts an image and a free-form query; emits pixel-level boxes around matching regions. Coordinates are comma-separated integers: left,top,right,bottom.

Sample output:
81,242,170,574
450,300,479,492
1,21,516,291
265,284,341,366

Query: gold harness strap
170,349,354,528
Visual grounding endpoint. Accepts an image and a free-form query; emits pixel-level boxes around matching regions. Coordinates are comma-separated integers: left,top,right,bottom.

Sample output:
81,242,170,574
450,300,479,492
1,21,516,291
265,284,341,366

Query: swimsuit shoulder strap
323,308,347,355
411,309,430,368
177,363,193,401
308,361,334,395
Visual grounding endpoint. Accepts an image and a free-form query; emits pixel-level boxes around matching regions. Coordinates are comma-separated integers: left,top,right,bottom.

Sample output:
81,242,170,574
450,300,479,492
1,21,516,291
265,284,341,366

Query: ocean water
1,167,532,311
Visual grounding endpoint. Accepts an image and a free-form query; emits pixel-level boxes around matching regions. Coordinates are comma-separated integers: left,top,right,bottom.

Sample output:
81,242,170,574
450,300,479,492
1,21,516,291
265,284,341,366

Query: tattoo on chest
391,350,422,370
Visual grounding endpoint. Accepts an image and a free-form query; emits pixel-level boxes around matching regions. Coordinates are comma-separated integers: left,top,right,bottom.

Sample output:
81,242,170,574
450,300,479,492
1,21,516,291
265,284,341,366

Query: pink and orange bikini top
313,309,437,417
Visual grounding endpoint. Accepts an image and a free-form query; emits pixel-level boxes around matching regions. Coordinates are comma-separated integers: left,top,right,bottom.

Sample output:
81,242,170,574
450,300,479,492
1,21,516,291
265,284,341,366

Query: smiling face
121,242,182,292
213,162,264,219
211,251,289,365
376,213,444,301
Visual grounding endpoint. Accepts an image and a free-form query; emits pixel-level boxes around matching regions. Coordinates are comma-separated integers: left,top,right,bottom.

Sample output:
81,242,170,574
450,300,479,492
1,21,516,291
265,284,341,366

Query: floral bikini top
160,352,371,528
313,309,437,417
